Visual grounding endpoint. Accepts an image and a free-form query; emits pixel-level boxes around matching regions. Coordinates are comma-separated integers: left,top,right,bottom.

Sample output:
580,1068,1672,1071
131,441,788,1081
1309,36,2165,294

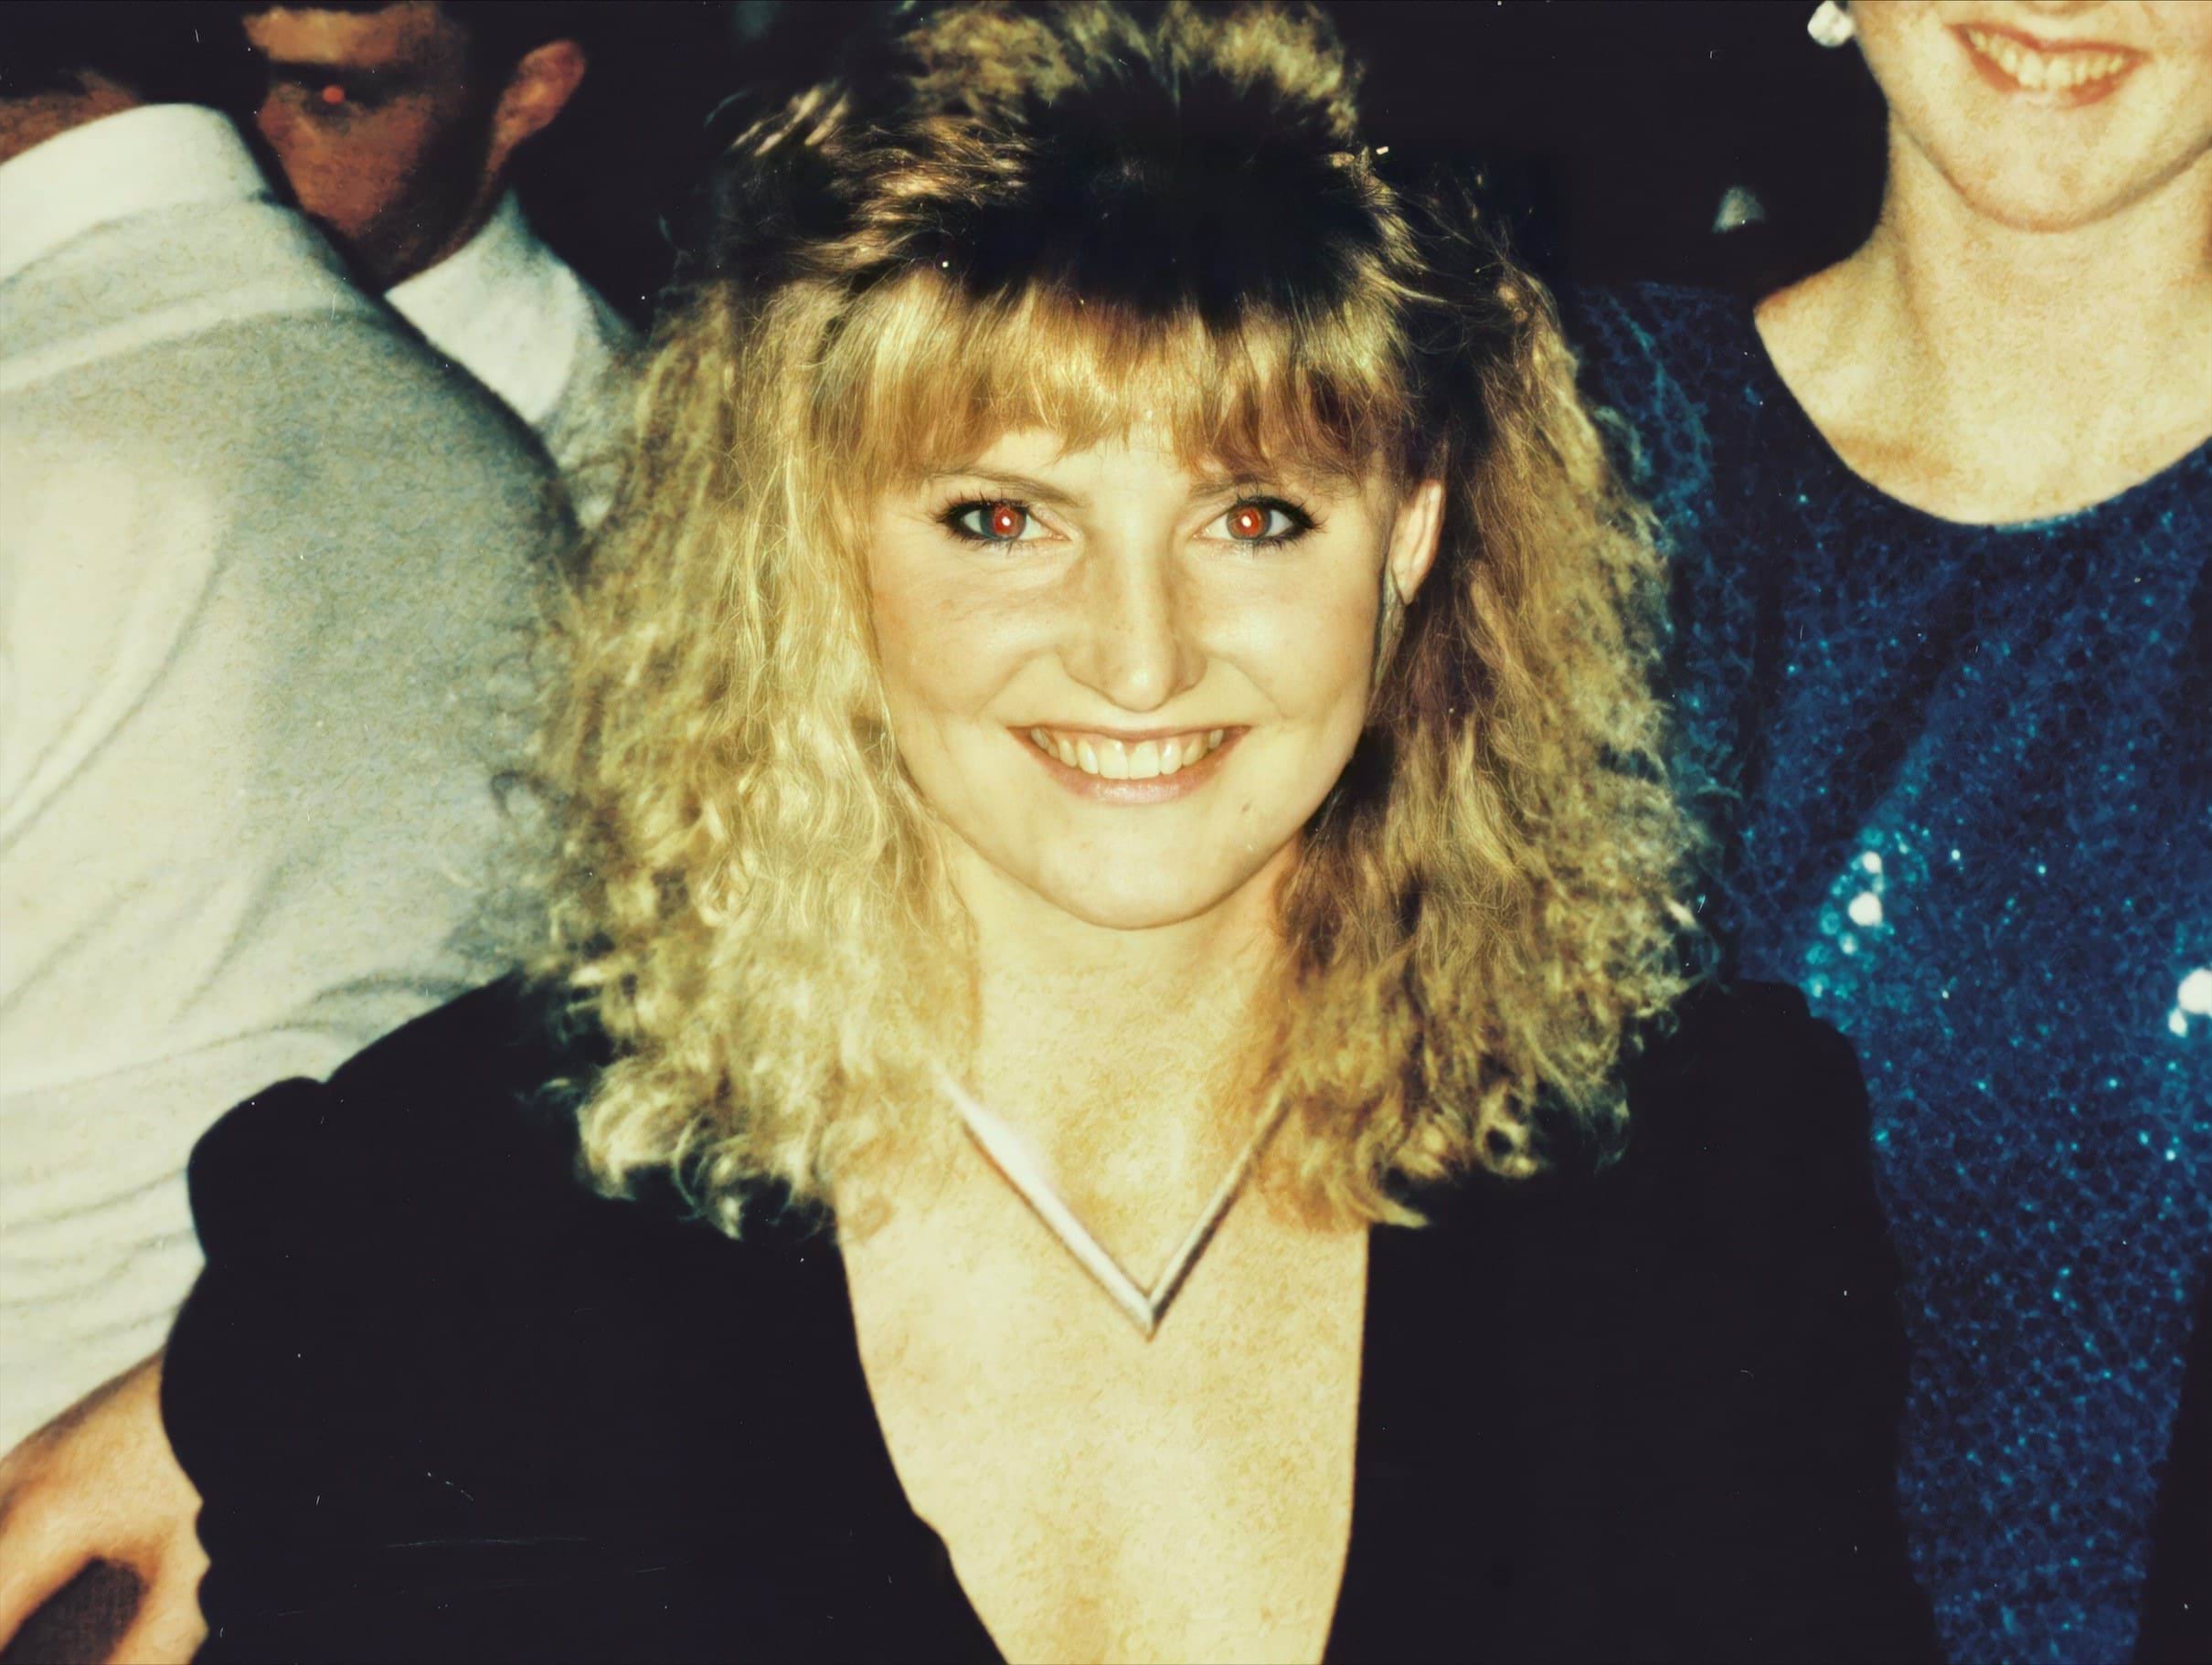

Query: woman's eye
1207,500,1311,545
947,501,1044,543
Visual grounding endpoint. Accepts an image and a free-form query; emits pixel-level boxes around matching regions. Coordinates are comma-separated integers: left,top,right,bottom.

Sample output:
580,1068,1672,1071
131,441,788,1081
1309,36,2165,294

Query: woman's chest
842,1214,1367,1663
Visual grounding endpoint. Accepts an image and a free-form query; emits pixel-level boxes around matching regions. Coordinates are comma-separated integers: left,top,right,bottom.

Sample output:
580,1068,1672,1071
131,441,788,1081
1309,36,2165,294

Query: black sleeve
164,1073,520,1660
1597,981,1941,1663
160,985,700,1662
2140,1267,2212,1663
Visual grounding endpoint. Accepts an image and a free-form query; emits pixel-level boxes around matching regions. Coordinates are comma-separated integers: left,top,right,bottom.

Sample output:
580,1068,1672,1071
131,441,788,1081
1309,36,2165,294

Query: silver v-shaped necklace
938,1071,1291,1339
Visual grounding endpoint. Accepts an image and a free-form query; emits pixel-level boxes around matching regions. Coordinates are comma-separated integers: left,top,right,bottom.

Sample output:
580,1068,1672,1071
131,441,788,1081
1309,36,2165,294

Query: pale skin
1759,0,2212,523
845,430,1444,1663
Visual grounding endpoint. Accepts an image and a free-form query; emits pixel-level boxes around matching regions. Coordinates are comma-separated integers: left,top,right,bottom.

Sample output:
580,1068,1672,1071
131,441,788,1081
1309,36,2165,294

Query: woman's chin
1026,864,1265,934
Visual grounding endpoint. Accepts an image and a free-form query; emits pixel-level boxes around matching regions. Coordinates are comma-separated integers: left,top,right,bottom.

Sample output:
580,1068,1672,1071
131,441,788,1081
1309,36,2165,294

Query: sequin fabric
1573,283,2212,1663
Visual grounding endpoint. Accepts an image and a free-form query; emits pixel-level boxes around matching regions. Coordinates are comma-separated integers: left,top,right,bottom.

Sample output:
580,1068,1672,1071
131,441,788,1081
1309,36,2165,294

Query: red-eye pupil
319,82,347,106
1230,505,1267,539
987,504,1024,539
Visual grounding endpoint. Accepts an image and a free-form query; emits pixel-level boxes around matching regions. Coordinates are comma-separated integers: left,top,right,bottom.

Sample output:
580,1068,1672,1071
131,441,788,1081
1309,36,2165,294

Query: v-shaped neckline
936,1071,1294,1340
808,1214,1395,1663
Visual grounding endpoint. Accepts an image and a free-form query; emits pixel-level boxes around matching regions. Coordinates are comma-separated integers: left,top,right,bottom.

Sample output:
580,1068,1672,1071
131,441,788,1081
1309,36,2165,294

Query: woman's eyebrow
924,471,1089,510
1186,474,1291,499
1187,472,1349,503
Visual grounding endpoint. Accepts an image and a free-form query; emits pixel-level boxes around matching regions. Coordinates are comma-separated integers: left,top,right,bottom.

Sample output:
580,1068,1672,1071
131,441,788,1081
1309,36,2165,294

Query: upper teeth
1027,726,1228,779
1963,28,2132,92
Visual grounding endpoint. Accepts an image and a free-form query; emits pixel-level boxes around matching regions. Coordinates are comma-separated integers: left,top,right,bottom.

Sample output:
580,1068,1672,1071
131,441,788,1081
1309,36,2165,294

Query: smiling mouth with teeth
1957,26,2140,99
1025,726,1229,781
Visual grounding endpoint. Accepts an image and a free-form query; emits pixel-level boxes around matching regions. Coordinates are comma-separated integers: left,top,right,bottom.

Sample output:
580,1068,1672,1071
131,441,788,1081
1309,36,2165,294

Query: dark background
526,0,1892,327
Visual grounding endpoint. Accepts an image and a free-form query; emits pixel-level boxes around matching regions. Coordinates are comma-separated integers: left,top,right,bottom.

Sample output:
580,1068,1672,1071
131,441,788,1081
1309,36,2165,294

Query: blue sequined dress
1574,283,2212,1664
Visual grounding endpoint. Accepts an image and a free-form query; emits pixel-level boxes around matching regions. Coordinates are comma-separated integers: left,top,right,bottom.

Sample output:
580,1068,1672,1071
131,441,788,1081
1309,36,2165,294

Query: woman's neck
1758,128,2212,522
946,841,1291,1210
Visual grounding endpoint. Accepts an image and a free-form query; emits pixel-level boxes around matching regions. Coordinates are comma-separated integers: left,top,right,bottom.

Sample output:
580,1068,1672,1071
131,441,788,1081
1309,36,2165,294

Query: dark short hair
445,2,595,77
0,1,251,104
229,1,594,84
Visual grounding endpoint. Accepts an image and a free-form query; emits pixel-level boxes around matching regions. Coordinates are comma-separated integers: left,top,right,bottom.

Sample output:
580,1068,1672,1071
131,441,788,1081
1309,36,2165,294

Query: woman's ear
1385,479,1447,608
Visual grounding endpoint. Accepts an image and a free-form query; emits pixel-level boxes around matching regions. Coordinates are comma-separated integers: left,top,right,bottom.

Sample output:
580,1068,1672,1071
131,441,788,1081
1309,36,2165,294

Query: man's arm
0,1354,204,1665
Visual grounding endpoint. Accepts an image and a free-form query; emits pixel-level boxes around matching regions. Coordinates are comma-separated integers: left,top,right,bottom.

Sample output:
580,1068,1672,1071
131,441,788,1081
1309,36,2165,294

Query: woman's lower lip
1016,727,1242,802
1954,27,2140,108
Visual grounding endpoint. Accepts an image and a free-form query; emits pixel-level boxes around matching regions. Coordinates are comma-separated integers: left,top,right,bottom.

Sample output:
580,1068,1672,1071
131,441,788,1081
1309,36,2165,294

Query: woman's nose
1059,538,1206,715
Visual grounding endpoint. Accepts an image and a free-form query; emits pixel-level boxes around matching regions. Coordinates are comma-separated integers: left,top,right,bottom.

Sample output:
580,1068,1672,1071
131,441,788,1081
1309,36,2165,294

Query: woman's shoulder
215,970,605,1138
1443,978,1871,1199
1430,979,1900,1405
1620,976,1868,1172
183,975,615,1270
166,981,833,1657
1601,977,1891,1296
1441,981,1936,1660
1622,980,1898,1345
1421,978,1895,1338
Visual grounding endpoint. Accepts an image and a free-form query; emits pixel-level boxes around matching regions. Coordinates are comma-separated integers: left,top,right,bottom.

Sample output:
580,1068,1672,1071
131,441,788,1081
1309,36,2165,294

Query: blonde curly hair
537,0,1696,1228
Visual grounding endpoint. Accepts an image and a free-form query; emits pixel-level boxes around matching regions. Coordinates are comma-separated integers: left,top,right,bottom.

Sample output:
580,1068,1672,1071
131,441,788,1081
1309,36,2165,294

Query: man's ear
484,38,587,182
1385,479,1447,608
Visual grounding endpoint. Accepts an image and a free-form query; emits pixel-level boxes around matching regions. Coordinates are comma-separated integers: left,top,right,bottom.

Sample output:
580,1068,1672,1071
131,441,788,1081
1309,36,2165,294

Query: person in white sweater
0,10,564,1648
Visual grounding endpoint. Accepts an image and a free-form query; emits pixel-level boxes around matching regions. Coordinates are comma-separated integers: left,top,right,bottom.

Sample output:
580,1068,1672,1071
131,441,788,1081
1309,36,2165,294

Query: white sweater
0,106,562,1448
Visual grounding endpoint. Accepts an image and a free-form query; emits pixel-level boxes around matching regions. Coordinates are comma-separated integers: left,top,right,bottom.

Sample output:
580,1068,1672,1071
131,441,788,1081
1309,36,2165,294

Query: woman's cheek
1227,566,1379,723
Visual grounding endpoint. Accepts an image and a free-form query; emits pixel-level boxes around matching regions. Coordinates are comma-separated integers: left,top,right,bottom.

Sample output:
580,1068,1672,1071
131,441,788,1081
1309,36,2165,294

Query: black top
2141,1274,2212,1663
165,979,1938,1663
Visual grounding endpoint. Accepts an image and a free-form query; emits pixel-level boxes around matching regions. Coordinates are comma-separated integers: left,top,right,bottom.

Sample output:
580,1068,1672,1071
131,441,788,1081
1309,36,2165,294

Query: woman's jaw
1852,1,2212,234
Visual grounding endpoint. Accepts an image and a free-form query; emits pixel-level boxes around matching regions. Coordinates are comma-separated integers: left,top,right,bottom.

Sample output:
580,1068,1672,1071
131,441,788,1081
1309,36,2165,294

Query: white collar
386,191,576,429
0,105,271,285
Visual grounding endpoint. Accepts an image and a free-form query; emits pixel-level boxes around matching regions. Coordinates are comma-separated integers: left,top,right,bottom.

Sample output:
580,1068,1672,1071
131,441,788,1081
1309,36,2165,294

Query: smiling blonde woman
160,5,1936,1660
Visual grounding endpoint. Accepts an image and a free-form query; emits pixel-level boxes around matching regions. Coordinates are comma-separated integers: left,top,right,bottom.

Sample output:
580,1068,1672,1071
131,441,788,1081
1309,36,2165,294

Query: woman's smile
1018,722,1241,801
1953,22,2143,107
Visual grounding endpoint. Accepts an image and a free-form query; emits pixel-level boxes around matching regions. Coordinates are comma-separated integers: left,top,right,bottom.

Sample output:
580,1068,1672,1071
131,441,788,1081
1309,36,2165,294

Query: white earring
1807,0,1856,48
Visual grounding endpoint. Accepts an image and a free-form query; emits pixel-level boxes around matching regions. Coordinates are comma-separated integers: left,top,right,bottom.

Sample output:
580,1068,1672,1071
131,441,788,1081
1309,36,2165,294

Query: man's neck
381,177,504,292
